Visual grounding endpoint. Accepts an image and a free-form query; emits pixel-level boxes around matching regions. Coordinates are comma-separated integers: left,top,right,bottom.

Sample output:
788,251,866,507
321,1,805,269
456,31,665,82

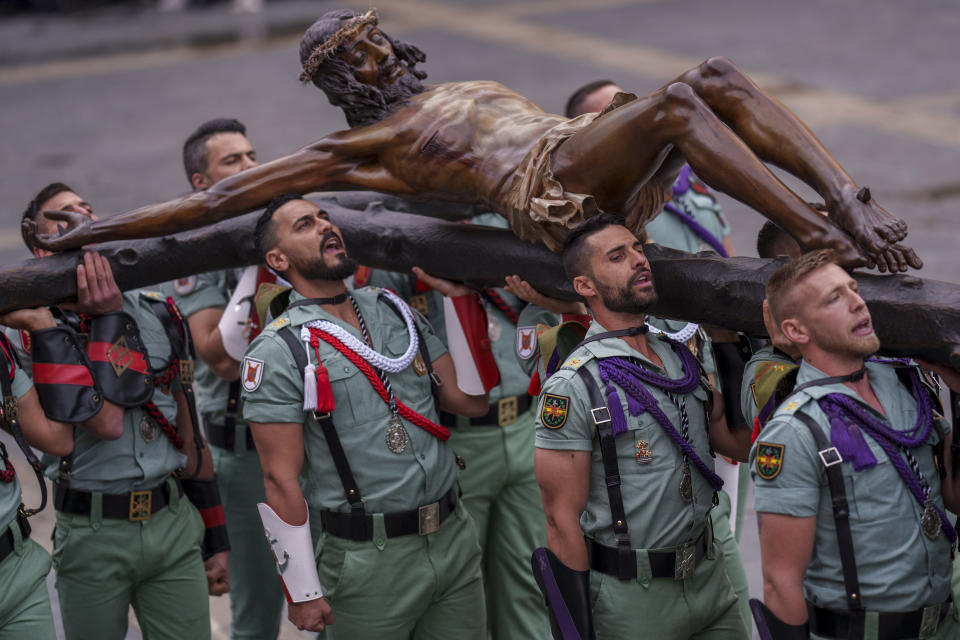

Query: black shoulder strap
794,410,865,637
0,332,47,518
143,297,205,478
575,365,635,580
278,325,364,515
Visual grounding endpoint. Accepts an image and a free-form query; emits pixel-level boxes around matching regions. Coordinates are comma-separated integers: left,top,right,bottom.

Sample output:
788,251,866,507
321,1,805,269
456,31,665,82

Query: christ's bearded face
340,26,406,88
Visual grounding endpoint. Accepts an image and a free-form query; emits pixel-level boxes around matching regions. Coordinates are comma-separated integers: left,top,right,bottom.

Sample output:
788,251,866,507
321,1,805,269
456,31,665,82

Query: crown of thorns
299,9,379,83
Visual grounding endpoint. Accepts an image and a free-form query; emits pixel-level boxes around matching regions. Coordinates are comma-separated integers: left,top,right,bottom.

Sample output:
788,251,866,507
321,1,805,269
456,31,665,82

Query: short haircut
565,79,617,118
561,213,629,280
255,193,303,261
756,221,797,259
182,118,247,188
21,182,74,251
765,248,838,324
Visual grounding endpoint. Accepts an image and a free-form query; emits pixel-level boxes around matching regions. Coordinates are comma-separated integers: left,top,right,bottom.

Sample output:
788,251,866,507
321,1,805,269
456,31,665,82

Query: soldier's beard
596,273,659,315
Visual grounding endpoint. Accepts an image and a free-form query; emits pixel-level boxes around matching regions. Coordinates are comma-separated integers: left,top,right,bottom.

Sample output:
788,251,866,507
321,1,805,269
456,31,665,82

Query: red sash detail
31,362,95,387
87,341,150,375
306,328,450,441
198,504,227,528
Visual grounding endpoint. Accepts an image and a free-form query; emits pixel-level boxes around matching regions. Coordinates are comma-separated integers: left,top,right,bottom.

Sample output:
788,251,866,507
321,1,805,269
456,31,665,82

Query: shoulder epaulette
140,290,166,301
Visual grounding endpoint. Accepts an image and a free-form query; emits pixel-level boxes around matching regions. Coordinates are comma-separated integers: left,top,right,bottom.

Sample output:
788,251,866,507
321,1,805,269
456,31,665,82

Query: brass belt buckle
129,490,152,521
418,502,440,536
497,396,518,427
673,544,695,581
179,359,194,385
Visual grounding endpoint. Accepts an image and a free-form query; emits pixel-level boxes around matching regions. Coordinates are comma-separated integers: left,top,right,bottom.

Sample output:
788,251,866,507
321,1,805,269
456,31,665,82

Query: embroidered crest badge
173,276,197,296
242,357,264,392
517,326,536,360
755,442,785,480
540,394,569,429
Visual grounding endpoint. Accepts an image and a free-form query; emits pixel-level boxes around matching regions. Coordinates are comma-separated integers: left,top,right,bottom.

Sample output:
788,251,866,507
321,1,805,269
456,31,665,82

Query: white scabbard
257,501,323,603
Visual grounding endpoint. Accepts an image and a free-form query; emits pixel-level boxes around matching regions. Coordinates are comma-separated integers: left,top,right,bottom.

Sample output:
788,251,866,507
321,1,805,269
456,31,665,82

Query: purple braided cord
662,203,728,257
818,366,955,542
672,165,693,196
598,344,724,491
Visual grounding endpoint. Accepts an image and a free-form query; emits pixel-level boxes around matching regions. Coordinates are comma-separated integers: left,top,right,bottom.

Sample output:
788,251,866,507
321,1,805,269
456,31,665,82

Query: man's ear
572,275,595,300
780,317,810,345
265,248,287,274
191,173,210,191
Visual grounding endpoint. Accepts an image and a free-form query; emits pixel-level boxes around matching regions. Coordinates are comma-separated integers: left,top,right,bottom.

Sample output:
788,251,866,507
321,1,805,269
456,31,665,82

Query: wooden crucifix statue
28,8,920,274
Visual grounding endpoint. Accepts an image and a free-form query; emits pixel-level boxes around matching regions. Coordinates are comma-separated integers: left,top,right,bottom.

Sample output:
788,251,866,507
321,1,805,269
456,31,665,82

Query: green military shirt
241,287,457,514
0,352,34,532
645,181,731,255
536,320,713,549
161,270,243,429
751,359,952,611
26,292,187,493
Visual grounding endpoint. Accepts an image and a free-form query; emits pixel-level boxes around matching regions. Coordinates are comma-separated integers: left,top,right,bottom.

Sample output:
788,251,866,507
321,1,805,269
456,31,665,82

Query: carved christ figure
30,9,920,273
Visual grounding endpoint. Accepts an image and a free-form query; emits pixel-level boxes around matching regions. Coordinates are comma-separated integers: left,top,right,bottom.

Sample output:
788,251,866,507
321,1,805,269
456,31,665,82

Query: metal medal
679,463,693,502
139,415,157,443
385,414,409,454
487,313,502,342
921,499,941,540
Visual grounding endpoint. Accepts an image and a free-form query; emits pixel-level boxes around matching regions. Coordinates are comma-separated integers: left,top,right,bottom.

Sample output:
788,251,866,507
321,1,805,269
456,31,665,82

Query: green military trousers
0,529,56,640
211,445,283,639
712,490,752,634
316,498,486,639
447,408,550,639
590,533,748,639
52,479,210,640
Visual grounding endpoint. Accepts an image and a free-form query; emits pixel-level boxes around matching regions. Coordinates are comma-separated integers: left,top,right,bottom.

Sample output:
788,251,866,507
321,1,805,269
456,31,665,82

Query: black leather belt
0,514,31,564
807,597,952,640
320,488,457,541
54,477,182,521
589,528,709,580
206,421,255,452
438,394,532,427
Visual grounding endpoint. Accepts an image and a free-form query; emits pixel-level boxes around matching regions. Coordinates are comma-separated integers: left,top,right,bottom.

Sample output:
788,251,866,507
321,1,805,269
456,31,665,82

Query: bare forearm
264,474,309,526
763,576,808,625
194,326,241,381
545,512,588,571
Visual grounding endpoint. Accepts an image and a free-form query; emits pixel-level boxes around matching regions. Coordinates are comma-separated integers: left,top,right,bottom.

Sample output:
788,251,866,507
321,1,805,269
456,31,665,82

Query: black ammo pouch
85,312,153,407
29,325,102,423
750,598,810,639
182,477,230,560
531,547,595,640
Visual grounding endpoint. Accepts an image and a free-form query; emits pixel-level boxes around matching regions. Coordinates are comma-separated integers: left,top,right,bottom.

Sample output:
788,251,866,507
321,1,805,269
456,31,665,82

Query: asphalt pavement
1,0,959,638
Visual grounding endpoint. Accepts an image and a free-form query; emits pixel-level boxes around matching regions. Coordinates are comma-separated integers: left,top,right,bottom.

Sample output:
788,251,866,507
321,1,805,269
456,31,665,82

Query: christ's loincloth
503,92,670,252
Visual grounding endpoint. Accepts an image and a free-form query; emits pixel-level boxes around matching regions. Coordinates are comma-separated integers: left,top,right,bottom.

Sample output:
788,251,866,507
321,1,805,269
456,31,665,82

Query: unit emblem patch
540,394,569,429
173,276,197,296
517,326,536,360
755,442,785,480
242,357,265,392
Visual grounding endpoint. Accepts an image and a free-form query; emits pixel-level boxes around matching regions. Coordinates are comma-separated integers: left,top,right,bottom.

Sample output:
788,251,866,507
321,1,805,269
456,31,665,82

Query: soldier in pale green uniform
751,250,958,639
361,212,549,639
42,291,214,639
534,214,749,639
242,196,490,637
164,118,282,640
0,329,75,639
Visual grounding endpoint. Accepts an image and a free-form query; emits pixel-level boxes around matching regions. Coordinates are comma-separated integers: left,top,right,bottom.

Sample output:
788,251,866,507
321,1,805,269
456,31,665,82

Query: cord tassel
314,361,336,413
604,381,629,436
